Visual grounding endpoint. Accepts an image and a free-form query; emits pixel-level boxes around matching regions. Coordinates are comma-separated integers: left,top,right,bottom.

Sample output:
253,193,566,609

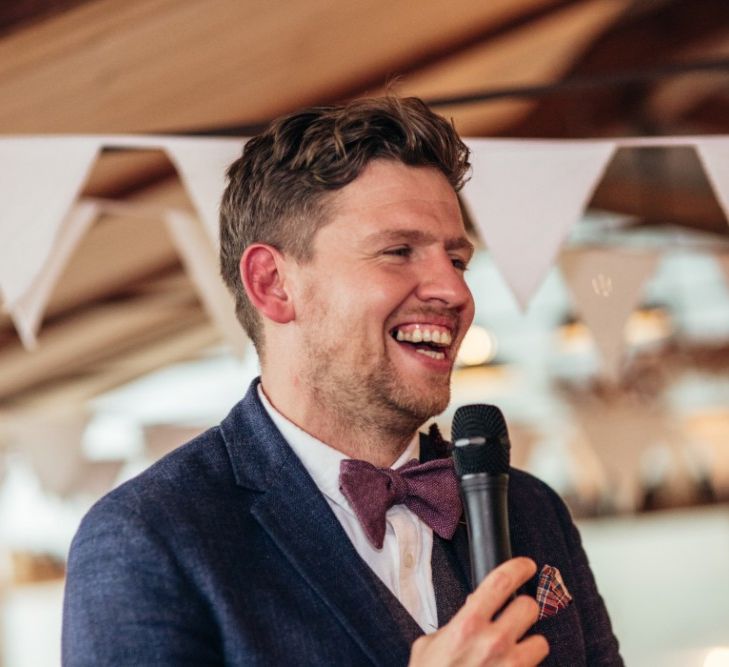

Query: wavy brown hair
219,96,470,353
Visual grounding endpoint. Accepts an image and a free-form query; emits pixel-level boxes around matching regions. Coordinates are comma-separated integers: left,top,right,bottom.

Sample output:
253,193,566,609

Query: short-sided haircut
219,96,470,352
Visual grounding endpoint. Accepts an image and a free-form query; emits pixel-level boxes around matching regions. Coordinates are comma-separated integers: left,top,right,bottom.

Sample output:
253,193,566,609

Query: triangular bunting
68,459,125,498
143,423,205,460
462,139,615,308
9,201,99,348
696,141,729,226
0,137,101,310
162,138,245,245
8,409,88,497
164,209,248,357
560,248,659,381
568,394,671,512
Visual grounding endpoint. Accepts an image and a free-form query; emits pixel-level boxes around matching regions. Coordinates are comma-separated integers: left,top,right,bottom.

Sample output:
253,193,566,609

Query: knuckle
482,629,510,660
456,612,482,641
488,568,510,594
518,594,539,620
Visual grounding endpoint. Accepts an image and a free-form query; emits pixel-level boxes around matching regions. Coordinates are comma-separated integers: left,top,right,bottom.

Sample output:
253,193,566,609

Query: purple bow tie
339,458,462,549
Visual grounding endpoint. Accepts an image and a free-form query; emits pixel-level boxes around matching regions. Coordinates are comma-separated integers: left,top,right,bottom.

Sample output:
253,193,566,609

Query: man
63,97,622,665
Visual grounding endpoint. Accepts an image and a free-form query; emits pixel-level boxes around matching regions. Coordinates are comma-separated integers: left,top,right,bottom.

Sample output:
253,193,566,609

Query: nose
415,252,473,311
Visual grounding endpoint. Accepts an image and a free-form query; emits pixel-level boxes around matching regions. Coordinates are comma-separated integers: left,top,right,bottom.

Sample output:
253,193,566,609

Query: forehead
323,160,465,238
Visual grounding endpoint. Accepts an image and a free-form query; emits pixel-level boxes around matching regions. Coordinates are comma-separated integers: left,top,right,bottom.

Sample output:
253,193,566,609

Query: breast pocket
528,602,586,667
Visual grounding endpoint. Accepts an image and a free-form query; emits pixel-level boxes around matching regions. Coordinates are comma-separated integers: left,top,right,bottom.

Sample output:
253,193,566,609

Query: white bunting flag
9,201,99,348
144,423,205,461
0,137,100,311
165,209,248,357
569,394,671,512
696,141,729,226
560,248,659,380
8,409,88,497
69,460,125,498
462,139,615,308
162,138,245,245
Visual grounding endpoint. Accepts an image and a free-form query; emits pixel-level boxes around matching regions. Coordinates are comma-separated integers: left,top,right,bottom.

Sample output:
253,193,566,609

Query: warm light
704,647,729,667
558,307,672,352
625,307,673,345
456,325,497,367
557,320,592,353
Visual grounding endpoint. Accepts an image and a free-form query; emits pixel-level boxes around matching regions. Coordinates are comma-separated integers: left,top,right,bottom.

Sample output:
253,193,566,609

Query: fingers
507,634,550,666
409,558,547,667
460,557,537,622
409,625,548,667
493,595,540,645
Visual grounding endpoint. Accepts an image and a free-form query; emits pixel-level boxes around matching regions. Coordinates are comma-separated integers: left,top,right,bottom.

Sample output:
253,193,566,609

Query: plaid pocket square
536,564,573,620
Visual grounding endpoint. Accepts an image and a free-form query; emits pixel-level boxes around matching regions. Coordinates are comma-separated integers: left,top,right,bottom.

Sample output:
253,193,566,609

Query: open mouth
389,323,454,361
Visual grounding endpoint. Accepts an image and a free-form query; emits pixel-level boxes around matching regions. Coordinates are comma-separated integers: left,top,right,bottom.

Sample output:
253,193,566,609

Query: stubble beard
302,330,452,442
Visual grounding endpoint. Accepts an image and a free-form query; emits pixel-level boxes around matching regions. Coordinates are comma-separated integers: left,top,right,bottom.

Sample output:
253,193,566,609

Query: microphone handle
460,473,512,590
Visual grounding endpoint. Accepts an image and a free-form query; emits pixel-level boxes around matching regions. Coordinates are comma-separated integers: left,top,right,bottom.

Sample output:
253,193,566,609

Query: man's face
289,159,475,431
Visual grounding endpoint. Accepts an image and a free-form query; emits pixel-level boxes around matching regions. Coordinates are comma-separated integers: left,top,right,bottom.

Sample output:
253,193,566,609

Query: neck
260,372,419,467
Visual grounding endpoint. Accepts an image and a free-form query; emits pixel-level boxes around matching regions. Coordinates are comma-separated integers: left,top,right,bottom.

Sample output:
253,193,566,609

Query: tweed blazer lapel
220,380,417,666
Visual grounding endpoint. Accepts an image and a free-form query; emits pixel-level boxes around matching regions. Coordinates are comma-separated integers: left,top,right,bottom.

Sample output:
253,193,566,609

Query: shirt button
403,553,415,569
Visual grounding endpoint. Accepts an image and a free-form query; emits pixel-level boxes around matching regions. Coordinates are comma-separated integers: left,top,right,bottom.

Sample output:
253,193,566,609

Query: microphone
451,404,512,590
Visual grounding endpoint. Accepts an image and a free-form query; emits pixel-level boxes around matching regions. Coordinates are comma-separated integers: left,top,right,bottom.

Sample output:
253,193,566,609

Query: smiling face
287,159,475,434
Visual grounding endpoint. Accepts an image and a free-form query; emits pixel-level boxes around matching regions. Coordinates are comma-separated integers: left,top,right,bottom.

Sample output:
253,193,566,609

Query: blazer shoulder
509,467,566,508
73,423,246,549
64,427,228,665
111,425,229,505
507,467,579,554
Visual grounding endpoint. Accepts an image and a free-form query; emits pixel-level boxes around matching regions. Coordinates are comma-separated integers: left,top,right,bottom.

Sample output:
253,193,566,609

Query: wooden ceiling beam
0,0,563,133
0,0,88,35
82,149,178,199
0,319,219,420
0,271,208,403
589,146,729,234
379,0,630,135
502,0,729,137
644,33,729,127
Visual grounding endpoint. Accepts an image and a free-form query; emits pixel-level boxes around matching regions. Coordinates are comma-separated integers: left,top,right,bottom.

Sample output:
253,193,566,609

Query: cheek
300,261,416,332
464,297,476,325
341,266,411,306
362,277,415,324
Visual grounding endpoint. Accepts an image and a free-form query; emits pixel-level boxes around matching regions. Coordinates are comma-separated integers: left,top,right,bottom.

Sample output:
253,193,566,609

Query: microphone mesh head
452,404,510,476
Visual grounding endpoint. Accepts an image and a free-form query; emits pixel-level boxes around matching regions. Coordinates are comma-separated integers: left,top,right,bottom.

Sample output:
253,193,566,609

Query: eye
451,256,469,271
383,246,412,258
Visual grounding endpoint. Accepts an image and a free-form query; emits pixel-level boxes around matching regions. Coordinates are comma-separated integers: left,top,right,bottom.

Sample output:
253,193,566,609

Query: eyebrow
364,229,475,255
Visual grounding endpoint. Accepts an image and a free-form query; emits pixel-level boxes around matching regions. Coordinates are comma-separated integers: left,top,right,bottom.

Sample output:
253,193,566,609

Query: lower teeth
415,349,445,360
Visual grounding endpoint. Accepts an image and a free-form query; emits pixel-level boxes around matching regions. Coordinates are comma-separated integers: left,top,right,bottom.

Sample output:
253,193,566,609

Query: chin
390,383,451,423
366,359,453,427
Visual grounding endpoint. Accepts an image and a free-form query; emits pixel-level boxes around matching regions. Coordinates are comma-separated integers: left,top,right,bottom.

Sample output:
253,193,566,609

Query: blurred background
1,0,729,664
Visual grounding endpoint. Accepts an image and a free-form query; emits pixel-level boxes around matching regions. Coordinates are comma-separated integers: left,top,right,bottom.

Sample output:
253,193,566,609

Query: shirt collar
257,384,420,511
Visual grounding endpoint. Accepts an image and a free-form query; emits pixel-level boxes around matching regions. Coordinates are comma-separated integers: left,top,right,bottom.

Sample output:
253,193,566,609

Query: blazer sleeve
62,496,221,666
546,487,624,666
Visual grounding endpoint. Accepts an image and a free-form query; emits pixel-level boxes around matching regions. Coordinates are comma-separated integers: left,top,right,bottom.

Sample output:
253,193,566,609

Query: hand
409,557,548,667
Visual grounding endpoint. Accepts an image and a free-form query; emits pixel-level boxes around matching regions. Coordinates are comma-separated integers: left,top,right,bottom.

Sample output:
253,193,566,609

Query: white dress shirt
258,386,438,632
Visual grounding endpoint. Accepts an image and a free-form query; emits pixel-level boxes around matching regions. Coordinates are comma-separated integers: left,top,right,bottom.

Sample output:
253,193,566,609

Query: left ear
239,243,295,324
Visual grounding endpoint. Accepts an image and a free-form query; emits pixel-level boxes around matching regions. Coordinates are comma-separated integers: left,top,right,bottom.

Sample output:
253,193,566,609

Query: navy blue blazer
63,380,622,665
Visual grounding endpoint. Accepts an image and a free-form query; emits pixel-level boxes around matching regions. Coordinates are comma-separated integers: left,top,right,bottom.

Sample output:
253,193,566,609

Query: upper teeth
395,327,452,346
